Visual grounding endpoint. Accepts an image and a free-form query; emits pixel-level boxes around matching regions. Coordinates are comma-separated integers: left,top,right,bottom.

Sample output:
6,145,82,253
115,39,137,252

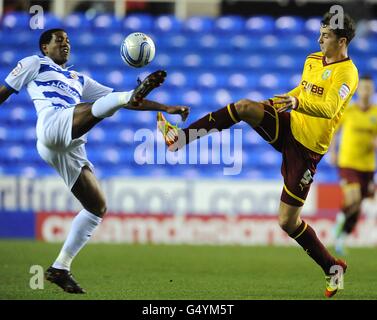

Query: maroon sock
181,103,240,145
290,220,336,274
342,206,360,234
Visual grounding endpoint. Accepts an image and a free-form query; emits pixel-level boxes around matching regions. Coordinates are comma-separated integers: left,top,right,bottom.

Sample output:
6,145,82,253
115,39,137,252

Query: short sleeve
81,74,113,101
4,55,40,93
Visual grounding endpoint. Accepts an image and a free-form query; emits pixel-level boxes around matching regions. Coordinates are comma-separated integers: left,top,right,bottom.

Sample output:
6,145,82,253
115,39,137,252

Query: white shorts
36,107,94,190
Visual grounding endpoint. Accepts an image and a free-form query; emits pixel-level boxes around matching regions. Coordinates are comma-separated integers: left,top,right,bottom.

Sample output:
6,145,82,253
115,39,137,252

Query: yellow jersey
337,104,377,171
284,52,359,154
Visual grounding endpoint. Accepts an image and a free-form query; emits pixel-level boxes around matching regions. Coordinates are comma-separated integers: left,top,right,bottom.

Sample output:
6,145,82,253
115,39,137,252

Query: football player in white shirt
0,28,189,293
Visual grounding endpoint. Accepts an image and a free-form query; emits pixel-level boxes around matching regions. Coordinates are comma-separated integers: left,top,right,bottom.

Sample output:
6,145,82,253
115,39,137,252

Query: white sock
335,232,346,252
52,209,102,271
334,212,346,237
91,91,133,118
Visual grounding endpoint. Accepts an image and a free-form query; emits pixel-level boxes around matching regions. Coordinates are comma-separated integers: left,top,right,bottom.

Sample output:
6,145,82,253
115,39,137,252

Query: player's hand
167,106,190,122
274,95,298,113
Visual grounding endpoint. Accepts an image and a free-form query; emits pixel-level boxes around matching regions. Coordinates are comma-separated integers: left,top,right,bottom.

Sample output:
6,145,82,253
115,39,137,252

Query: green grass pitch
0,240,376,300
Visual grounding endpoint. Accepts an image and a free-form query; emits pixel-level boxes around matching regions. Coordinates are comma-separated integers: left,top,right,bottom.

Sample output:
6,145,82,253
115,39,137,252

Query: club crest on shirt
11,62,22,76
322,69,331,80
69,71,78,79
339,83,350,100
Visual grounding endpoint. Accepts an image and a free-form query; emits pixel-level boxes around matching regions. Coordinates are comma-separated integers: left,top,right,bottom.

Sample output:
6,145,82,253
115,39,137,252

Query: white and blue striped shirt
5,55,113,114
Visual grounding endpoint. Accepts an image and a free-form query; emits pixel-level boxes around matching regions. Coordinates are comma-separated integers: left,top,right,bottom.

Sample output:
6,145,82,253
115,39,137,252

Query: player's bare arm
0,85,14,105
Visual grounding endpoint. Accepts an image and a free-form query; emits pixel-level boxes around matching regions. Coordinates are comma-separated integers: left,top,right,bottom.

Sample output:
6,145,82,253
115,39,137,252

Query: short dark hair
39,28,66,55
321,12,356,45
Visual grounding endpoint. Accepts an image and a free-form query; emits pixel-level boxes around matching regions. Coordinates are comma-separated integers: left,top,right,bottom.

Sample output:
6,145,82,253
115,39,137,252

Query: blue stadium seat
214,16,245,34
123,14,154,33
2,127,35,143
92,14,122,31
89,147,135,165
233,54,265,70
211,53,236,69
226,72,257,89
229,34,256,50
367,57,377,72
244,16,275,34
275,16,305,34
156,34,188,50
0,30,37,49
0,50,27,67
276,35,317,54
147,89,174,105
63,13,91,31
350,38,377,55
0,145,26,163
273,54,298,70
1,12,30,30
195,34,229,50
164,70,189,88
366,19,377,37
154,15,182,33
304,17,321,36
257,72,285,91
183,16,214,33
196,71,227,89
42,13,63,29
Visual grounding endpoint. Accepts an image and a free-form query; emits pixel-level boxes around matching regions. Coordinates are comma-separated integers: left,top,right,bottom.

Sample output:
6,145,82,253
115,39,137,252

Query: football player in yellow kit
158,12,358,298
330,75,377,255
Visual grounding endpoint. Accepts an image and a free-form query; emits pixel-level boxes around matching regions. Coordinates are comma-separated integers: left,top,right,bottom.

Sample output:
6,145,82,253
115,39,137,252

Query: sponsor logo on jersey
322,69,332,80
49,81,80,99
339,83,350,100
301,80,324,95
11,62,22,76
69,71,78,79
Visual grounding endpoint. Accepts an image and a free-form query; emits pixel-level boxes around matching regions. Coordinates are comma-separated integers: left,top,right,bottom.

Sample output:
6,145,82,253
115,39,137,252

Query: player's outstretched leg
288,219,347,298
90,70,167,120
157,102,242,151
129,70,167,105
45,266,86,294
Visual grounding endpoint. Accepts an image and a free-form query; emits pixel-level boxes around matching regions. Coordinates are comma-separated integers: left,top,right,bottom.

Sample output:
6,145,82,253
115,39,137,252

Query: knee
87,200,107,218
235,99,264,126
344,199,362,216
235,99,255,118
278,215,290,233
278,215,299,234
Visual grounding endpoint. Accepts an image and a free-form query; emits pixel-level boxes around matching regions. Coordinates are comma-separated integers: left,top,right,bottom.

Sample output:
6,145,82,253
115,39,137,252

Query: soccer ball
120,32,156,68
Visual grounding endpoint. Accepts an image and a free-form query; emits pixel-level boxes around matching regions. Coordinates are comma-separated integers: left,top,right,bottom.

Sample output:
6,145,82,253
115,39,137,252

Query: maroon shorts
338,167,375,198
253,104,323,207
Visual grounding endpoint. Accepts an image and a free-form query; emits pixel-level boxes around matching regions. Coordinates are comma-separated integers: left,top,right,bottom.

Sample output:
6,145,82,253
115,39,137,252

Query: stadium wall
1,176,377,246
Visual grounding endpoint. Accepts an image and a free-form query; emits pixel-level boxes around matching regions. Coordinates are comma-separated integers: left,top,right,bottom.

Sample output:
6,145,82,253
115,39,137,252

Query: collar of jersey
39,55,71,71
